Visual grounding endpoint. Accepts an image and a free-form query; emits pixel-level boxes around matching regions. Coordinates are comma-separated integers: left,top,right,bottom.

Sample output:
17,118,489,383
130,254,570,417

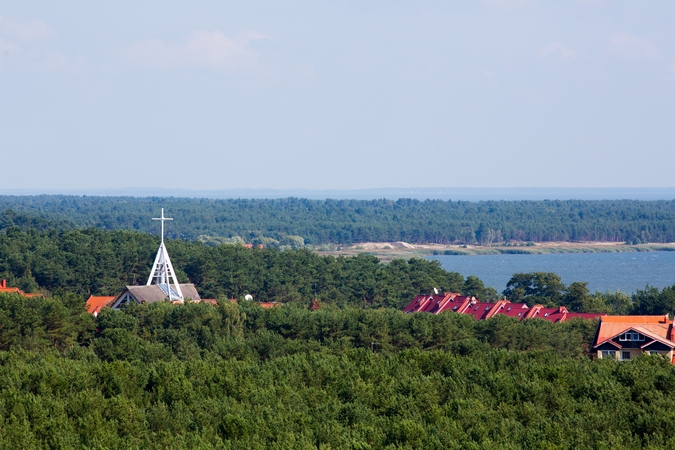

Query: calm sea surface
428,251,675,294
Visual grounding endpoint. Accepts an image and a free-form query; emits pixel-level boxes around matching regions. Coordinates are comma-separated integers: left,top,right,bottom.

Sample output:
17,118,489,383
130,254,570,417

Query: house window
507,307,511,311
453,306,458,311
619,332,645,341
485,306,490,311
517,312,522,317
621,351,631,360
649,351,659,356
544,313,549,317
600,350,616,359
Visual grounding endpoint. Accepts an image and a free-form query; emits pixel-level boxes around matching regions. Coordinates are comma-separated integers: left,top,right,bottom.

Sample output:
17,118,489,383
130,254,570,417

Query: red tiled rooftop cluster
403,292,605,323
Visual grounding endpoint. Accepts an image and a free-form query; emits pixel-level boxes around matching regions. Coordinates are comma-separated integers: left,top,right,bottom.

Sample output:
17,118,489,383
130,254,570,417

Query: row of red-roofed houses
404,292,675,363
403,292,603,322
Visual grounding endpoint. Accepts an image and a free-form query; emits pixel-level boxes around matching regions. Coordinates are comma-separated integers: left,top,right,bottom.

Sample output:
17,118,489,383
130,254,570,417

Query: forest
1,209,675,447
1,226,674,316
0,293,675,448
2,195,675,245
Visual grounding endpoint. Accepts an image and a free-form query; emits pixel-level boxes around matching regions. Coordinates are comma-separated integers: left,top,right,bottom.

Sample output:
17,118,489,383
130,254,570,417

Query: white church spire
146,208,184,301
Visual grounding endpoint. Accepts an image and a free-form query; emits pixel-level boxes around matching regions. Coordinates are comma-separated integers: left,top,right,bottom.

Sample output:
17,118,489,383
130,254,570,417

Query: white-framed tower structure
146,208,184,301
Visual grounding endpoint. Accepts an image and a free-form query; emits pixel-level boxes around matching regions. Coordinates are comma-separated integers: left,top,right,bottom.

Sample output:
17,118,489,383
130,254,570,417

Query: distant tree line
1,226,675,316
2,195,675,244
0,227,464,307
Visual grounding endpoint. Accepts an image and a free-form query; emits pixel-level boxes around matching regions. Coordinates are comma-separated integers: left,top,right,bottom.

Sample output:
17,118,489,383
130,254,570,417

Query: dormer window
544,313,549,317
507,307,511,311
485,306,490,311
518,312,522,317
453,306,458,311
618,332,645,341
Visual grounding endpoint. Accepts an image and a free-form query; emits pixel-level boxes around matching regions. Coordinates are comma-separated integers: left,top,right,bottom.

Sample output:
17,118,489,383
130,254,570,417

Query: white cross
152,208,173,243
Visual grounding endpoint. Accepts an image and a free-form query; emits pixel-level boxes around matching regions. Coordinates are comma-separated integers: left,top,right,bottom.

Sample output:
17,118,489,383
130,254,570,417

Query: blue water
428,251,675,294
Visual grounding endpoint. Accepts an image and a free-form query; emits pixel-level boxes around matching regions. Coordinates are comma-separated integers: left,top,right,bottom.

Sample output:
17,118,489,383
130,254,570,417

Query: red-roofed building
491,301,530,319
464,302,498,321
403,293,477,315
592,315,675,363
0,280,42,298
403,293,605,324
85,295,116,316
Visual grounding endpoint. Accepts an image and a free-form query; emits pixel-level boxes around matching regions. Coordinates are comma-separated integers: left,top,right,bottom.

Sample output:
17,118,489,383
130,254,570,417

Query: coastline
315,242,675,261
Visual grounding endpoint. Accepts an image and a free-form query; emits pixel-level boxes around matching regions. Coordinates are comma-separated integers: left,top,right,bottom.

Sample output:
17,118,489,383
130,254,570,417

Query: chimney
0,280,5,288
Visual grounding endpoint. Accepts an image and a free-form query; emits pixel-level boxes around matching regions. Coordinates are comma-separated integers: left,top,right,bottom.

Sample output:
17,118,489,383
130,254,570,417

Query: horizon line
1,187,675,201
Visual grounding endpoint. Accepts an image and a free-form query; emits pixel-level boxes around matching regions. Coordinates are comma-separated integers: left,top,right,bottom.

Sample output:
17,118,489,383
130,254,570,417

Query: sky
1,1,674,191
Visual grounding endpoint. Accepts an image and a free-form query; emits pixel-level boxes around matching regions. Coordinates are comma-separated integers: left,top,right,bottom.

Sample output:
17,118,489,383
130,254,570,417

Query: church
86,209,201,316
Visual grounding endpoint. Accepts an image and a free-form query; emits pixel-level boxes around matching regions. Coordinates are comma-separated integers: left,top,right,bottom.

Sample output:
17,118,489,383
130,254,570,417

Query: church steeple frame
146,208,184,301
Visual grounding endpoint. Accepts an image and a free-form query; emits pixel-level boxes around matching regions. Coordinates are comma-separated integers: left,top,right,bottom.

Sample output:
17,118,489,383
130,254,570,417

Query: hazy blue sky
1,1,674,191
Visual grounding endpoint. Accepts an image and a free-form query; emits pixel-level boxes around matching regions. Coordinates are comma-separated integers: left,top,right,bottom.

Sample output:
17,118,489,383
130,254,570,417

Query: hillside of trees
1,226,674,316
0,226,465,307
0,294,674,448
0,219,674,446
2,195,675,245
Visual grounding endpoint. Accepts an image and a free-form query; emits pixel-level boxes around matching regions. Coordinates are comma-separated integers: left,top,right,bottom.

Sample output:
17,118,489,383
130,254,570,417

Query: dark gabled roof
117,284,201,304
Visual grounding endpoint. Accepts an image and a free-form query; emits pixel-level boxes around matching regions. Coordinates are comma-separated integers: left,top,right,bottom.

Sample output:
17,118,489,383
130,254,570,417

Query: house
402,292,605,323
86,295,116,316
0,279,41,297
403,292,478,315
592,315,675,363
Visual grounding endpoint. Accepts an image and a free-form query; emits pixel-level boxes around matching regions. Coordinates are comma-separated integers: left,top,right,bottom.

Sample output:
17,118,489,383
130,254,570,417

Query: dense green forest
1,294,675,448
2,195,675,245
0,219,675,447
0,227,462,307
2,226,674,316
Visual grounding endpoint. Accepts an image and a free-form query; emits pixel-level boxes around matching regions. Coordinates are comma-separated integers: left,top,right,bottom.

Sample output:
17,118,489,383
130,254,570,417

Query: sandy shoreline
316,241,675,261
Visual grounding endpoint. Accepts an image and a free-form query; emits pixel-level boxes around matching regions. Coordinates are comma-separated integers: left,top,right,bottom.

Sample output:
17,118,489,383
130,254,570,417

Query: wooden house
592,315,675,363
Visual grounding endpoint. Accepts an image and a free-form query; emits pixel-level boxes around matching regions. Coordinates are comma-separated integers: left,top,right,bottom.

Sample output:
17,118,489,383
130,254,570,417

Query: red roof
526,306,567,322
0,280,42,298
592,316,675,364
493,302,530,319
403,292,605,323
464,302,497,321
403,293,474,315
595,315,672,344
85,296,116,316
